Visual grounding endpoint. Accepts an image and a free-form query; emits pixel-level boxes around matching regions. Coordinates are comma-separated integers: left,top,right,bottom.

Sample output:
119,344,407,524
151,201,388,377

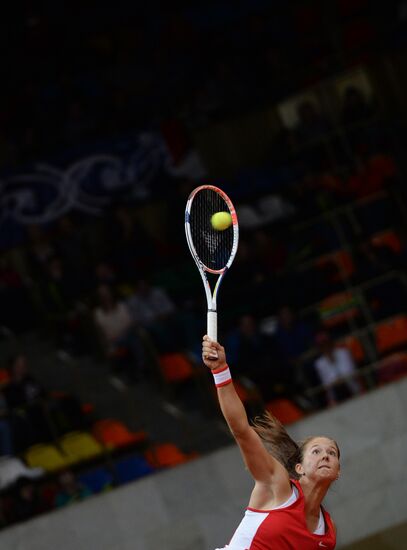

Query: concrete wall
1,378,407,550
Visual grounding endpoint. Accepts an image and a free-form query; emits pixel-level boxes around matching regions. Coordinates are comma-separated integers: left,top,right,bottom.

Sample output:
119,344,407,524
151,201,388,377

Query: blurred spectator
11,477,49,522
295,100,331,142
0,255,35,333
313,331,362,407
54,215,89,291
273,306,315,368
54,470,93,508
226,314,287,401
127,278,198,353
4,353,52,450
341,86,375,126
105,206,155,284
0,391,13,456
0,457,43,492
93,284,146,382
37,256,86,354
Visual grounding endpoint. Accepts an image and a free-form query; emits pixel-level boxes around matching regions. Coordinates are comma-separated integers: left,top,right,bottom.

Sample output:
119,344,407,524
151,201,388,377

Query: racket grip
207,310,218,342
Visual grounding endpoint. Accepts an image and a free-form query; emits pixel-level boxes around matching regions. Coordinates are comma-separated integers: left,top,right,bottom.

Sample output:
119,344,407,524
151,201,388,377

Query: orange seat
374,315,407,354
316,250,355,282
144,443,196,468
371,230,402,254
337,335,365,363
0,368,10,386
93,419,147,450
265,398,305,425
319,291,360,328
377,352,407,385
159,353,194,383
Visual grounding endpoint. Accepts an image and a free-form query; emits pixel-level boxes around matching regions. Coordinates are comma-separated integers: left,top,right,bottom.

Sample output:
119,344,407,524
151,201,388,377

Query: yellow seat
58,431,104,465
25,444,69,472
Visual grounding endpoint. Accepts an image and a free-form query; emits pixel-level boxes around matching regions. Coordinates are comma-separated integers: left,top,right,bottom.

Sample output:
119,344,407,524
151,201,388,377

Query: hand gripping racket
185,185,239,344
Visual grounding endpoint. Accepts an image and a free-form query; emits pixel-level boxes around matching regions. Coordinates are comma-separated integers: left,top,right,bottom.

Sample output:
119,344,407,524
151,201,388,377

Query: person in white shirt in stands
313,331,362,407
93,284,146,383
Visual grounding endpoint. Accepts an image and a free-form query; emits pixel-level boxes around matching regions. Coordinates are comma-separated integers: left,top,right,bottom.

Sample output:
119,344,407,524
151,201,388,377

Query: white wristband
212,365,232,388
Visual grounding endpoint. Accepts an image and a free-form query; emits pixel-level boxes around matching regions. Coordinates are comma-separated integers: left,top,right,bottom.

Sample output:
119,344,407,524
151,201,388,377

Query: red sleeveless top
228,479,336,550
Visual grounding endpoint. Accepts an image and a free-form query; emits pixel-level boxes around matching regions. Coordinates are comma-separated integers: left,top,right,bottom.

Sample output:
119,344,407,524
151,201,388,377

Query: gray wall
1,378,407,550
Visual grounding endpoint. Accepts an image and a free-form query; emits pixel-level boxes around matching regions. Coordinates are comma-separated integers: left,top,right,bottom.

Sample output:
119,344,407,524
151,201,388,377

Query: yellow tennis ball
211,211,232,231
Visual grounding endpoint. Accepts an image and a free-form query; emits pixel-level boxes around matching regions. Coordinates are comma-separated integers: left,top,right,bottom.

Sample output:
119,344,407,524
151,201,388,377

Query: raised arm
202,336,290,500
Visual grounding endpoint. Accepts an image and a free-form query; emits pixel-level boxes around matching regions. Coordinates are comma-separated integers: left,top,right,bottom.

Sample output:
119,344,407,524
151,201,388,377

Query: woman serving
202,335,339,550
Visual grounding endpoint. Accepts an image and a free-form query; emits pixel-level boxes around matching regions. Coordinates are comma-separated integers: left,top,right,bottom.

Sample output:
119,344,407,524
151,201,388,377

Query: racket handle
207,310,218,342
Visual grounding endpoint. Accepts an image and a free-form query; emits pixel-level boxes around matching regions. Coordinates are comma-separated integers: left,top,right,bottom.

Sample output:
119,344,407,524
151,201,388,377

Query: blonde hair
252,412,340,480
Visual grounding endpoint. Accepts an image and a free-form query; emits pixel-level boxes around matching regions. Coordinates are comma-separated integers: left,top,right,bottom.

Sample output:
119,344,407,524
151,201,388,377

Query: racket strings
190,189,234,271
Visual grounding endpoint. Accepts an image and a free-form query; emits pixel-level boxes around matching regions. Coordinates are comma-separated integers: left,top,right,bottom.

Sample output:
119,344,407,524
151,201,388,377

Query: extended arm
202,336,290,499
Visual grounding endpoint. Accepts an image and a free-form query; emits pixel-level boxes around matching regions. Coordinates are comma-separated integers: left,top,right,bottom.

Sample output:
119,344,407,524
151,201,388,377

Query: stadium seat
371,230,403,254
319,291,360,328
0,368,10,386
265,398,305,425
77,467,114,493
92,419,148,450
316,250,355,283
376,352,407,385
114,455,155,485
158,353,195,383
144,443,196,468
337,335,365,363
374,315,407,354
58,431,104,465
24,444,69,472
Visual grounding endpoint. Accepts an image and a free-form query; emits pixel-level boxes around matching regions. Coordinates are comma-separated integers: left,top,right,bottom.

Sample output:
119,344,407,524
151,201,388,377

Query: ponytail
252,411,301,479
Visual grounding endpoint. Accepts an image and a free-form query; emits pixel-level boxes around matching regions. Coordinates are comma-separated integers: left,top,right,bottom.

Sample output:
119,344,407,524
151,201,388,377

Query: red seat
0,368,10,386
93,419,147,450
371,230,403,254
159,353,195,383
265,398,305,425
319,291,360,328
337,335,365,363
374,316,407,355
377,352,407,385
144,443,197,468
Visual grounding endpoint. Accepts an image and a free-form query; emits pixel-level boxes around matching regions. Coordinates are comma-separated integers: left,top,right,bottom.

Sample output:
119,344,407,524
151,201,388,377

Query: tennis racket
185,185,239,345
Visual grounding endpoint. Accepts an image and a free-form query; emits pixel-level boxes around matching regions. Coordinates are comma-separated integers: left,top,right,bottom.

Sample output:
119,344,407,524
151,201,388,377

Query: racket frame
185,184,239,342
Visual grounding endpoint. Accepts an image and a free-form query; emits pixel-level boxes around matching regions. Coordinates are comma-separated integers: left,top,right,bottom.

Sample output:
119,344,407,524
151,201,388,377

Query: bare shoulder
248,464,292,510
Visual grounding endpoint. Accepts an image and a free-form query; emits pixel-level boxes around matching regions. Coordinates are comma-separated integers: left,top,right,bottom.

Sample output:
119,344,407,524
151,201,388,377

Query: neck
299,478,330,516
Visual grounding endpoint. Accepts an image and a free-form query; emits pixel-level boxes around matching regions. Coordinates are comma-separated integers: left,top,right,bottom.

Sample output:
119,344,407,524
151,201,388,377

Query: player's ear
295,463,304,477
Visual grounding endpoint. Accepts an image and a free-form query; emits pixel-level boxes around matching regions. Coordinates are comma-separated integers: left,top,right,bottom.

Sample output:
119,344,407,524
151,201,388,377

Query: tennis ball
211,211,232,231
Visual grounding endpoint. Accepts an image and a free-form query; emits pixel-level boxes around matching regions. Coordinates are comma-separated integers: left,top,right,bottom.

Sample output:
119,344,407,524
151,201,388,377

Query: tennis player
202,335,339,550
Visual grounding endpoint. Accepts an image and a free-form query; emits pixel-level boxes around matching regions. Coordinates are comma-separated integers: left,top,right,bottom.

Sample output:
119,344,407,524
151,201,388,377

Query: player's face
299,437,340,482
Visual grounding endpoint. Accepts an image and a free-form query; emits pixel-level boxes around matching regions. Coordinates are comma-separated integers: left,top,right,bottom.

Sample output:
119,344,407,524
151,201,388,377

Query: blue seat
114,455,155,485
77,467,114,493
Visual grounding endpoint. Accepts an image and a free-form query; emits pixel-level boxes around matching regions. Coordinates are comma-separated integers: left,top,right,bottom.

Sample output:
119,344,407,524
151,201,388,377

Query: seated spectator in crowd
341,85,375,126
0,254,36,334
54,470,93,508
0,456,43,492
126,278,180,353
4,354,52,450
313,331,362,407
38,255,86,354
104,205,155,284
93,284,146,381
226,314,287,402
273,306,315,368
11,476,50,523
295,99,331,142
0,390,13,456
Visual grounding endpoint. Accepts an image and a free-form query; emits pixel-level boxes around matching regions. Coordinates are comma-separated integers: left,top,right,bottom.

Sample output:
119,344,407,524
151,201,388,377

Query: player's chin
316,466,337,480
